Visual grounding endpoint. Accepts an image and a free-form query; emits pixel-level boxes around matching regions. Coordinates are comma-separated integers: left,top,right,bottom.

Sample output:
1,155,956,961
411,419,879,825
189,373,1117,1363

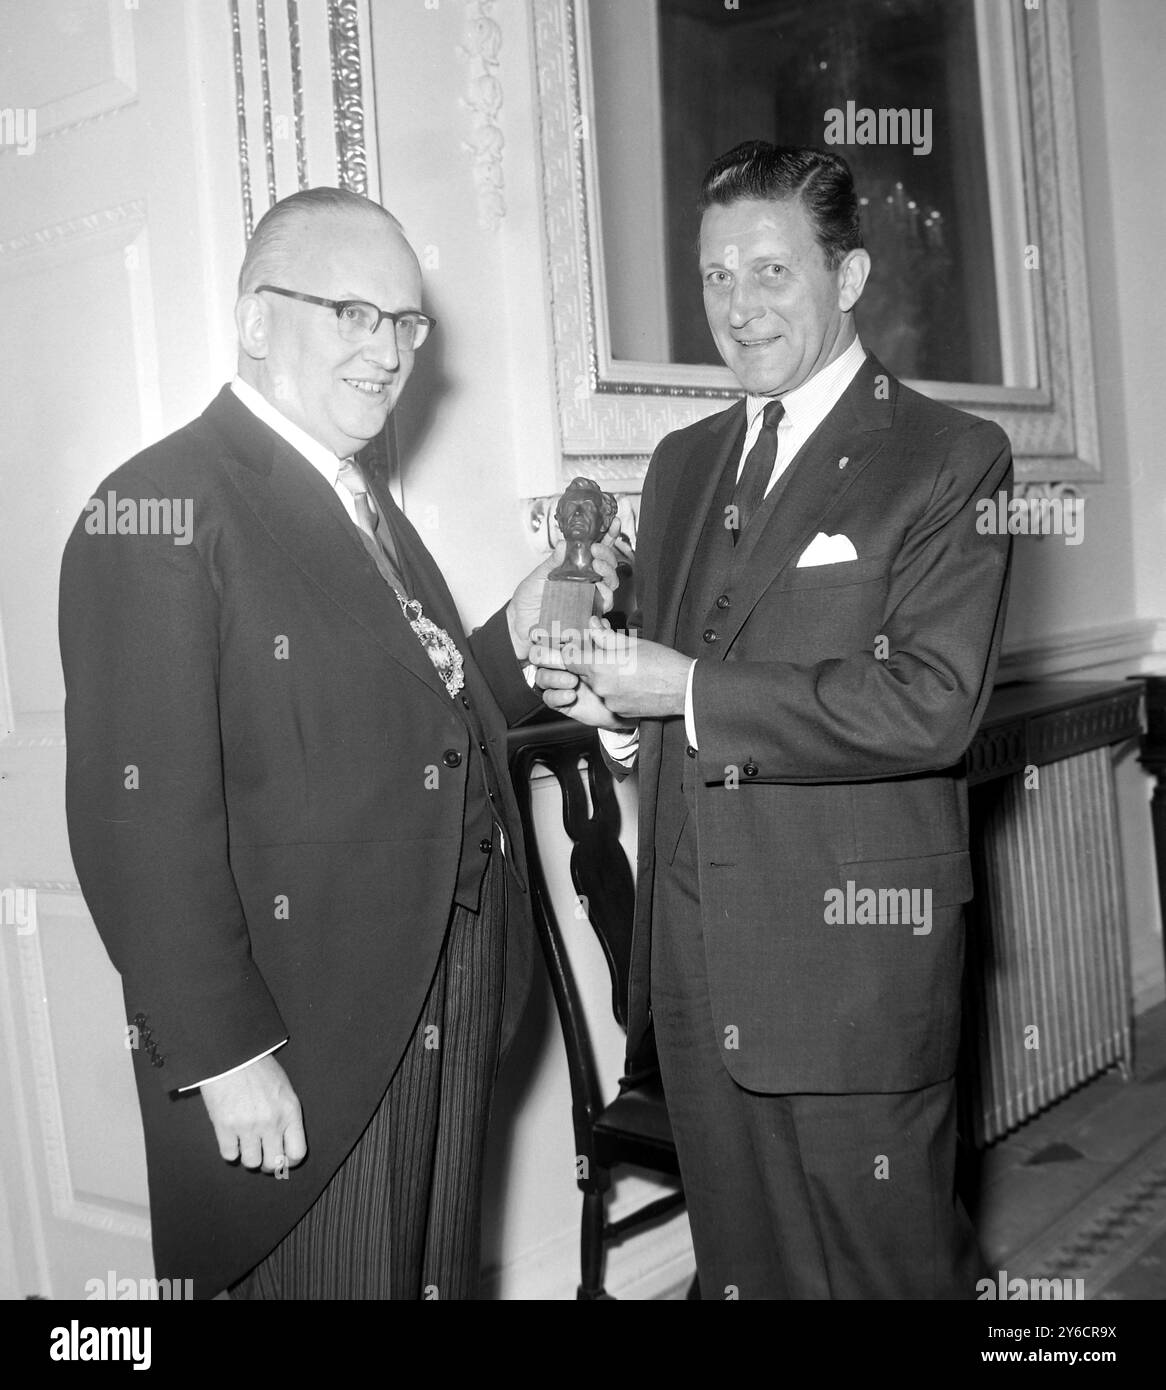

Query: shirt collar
745,336,867,432
230,376,350,486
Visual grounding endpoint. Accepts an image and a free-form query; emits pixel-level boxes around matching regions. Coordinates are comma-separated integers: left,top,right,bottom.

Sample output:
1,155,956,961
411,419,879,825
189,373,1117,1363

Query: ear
836,248,871,312
236,292,270,360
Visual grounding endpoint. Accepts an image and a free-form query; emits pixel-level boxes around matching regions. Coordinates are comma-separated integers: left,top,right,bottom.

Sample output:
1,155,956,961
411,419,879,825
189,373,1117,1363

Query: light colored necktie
337,459,406,593
335,459,464,698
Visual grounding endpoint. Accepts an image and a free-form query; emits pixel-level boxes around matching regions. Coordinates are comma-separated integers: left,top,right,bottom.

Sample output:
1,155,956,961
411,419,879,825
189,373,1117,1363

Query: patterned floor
970,1001,1166,1301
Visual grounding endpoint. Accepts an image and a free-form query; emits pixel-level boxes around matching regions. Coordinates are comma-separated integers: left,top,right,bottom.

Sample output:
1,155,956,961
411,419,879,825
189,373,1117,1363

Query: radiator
960,745,1133,1147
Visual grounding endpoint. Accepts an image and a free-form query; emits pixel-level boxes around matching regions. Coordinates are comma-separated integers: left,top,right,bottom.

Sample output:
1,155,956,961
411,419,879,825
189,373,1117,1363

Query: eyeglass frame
253,284,436,349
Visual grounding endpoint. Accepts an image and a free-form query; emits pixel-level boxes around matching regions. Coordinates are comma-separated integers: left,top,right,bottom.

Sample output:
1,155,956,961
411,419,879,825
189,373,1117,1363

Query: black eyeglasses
255,285,435,350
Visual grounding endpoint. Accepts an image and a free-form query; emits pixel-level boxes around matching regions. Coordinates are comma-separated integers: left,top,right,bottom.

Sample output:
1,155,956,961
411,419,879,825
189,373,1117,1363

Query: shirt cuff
598,725,640,766
684,659,699,748
177,1040,287,1092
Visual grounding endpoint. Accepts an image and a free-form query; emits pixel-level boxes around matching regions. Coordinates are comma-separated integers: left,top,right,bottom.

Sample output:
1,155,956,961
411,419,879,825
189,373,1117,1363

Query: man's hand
537,657,636,730
530,618,692,720
200,1053,307,1175
506,517,625,663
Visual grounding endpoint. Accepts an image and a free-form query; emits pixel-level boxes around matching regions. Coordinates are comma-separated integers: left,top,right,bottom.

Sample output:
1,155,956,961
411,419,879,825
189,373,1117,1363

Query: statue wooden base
537,577,598,649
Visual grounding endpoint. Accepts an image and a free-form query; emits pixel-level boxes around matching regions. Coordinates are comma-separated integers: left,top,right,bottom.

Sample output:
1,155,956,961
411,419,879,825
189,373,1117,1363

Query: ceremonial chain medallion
395,590,464,698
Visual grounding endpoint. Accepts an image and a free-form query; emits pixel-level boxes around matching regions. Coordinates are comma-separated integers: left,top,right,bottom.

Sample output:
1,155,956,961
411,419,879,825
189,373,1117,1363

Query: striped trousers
231,855,507,1300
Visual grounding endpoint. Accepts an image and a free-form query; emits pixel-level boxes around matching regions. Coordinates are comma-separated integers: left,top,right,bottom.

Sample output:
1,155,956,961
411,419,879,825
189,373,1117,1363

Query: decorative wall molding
14,889,151,1244
0,195,162,466
287,0,309,190
460,0,506,231
0,0,138,147
4,880,79,896
965,684,1143,785
0,729,65,752
533,0,721,465
229,0,255,237
0,199,147,262
1034,0,1100,476
997,619,1161,684
255,0,279,207
230,0,376,238
1012,481,1082,501
328,0,368,196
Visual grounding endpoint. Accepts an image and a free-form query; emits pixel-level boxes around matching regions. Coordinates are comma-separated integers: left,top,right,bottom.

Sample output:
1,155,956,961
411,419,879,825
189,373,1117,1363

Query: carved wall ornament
460,1,506,230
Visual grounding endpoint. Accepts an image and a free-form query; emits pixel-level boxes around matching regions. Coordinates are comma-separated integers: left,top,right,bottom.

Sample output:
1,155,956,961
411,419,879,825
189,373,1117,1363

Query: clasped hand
529,617,692,725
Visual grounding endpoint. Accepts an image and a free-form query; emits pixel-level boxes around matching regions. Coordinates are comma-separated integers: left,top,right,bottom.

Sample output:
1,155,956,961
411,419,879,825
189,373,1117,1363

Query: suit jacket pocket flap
838,849,973,907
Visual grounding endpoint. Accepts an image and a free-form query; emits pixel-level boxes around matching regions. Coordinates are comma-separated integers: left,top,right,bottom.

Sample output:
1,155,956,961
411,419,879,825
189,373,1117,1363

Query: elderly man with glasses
59,187,619,1300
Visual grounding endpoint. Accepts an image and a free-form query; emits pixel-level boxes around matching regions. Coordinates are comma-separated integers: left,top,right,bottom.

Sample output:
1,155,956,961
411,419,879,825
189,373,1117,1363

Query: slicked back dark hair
699,141,863,270
237,186,405,296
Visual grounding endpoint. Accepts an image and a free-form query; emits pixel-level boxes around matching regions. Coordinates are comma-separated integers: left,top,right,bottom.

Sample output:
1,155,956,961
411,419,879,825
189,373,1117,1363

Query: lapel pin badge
838,456,849,469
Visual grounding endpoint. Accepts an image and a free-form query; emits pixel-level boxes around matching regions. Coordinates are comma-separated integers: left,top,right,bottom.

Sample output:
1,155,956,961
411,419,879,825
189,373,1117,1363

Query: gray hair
237,187,406,295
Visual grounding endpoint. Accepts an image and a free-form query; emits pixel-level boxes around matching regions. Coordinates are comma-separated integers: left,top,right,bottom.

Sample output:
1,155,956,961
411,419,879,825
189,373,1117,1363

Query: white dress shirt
600,336,868,767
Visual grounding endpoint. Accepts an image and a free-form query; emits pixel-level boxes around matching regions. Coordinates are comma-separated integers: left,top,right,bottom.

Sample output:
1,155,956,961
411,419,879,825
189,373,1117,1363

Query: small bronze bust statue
537,476,619,647
549,477,619,583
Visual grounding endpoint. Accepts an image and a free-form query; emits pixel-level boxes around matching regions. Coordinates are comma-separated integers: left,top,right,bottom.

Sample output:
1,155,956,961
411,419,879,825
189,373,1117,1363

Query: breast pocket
778,552,891,591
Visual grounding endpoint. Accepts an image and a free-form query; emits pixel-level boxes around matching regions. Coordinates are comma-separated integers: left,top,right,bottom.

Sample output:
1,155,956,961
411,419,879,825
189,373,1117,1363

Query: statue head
555,477,618,543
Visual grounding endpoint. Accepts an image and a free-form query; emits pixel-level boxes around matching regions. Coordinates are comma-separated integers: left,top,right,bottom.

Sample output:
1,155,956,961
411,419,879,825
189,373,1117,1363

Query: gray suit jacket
627,356,1013,1093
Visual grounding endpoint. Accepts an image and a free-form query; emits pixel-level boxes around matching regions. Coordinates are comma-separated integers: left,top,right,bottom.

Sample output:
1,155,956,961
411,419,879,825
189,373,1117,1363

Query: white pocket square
796,532,858,567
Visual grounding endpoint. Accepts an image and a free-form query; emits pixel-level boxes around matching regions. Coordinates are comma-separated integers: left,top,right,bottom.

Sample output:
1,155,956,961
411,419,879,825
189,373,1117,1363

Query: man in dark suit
532,143,1013,1298
59,186,617,1300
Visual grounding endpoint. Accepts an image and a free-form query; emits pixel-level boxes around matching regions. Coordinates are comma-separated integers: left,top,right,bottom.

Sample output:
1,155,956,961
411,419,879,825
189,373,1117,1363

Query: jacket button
716,595,730,609
743,761,759,778
702,629,718,644
479,838,492,854
478,741,487,754
686,745,697,759
442,749,462,768
461,696,470,708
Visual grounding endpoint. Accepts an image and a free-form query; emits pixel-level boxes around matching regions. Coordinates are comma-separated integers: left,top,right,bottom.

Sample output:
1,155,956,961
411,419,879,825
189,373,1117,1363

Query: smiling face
699,196,868,397
236,210,423,457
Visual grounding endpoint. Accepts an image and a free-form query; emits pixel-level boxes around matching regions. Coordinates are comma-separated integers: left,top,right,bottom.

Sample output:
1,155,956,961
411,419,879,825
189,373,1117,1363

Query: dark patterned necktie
730,399,785,542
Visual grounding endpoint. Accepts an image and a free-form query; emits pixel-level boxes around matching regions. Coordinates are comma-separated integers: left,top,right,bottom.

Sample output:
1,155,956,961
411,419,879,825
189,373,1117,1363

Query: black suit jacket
59,386,542,1297
628,356,1014,1093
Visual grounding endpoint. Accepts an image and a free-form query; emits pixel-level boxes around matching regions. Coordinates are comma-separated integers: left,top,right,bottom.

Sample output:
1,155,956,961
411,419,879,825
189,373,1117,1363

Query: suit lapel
363,470,468,648
200,389,453,704
716,355,894,650
656,401,746,643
